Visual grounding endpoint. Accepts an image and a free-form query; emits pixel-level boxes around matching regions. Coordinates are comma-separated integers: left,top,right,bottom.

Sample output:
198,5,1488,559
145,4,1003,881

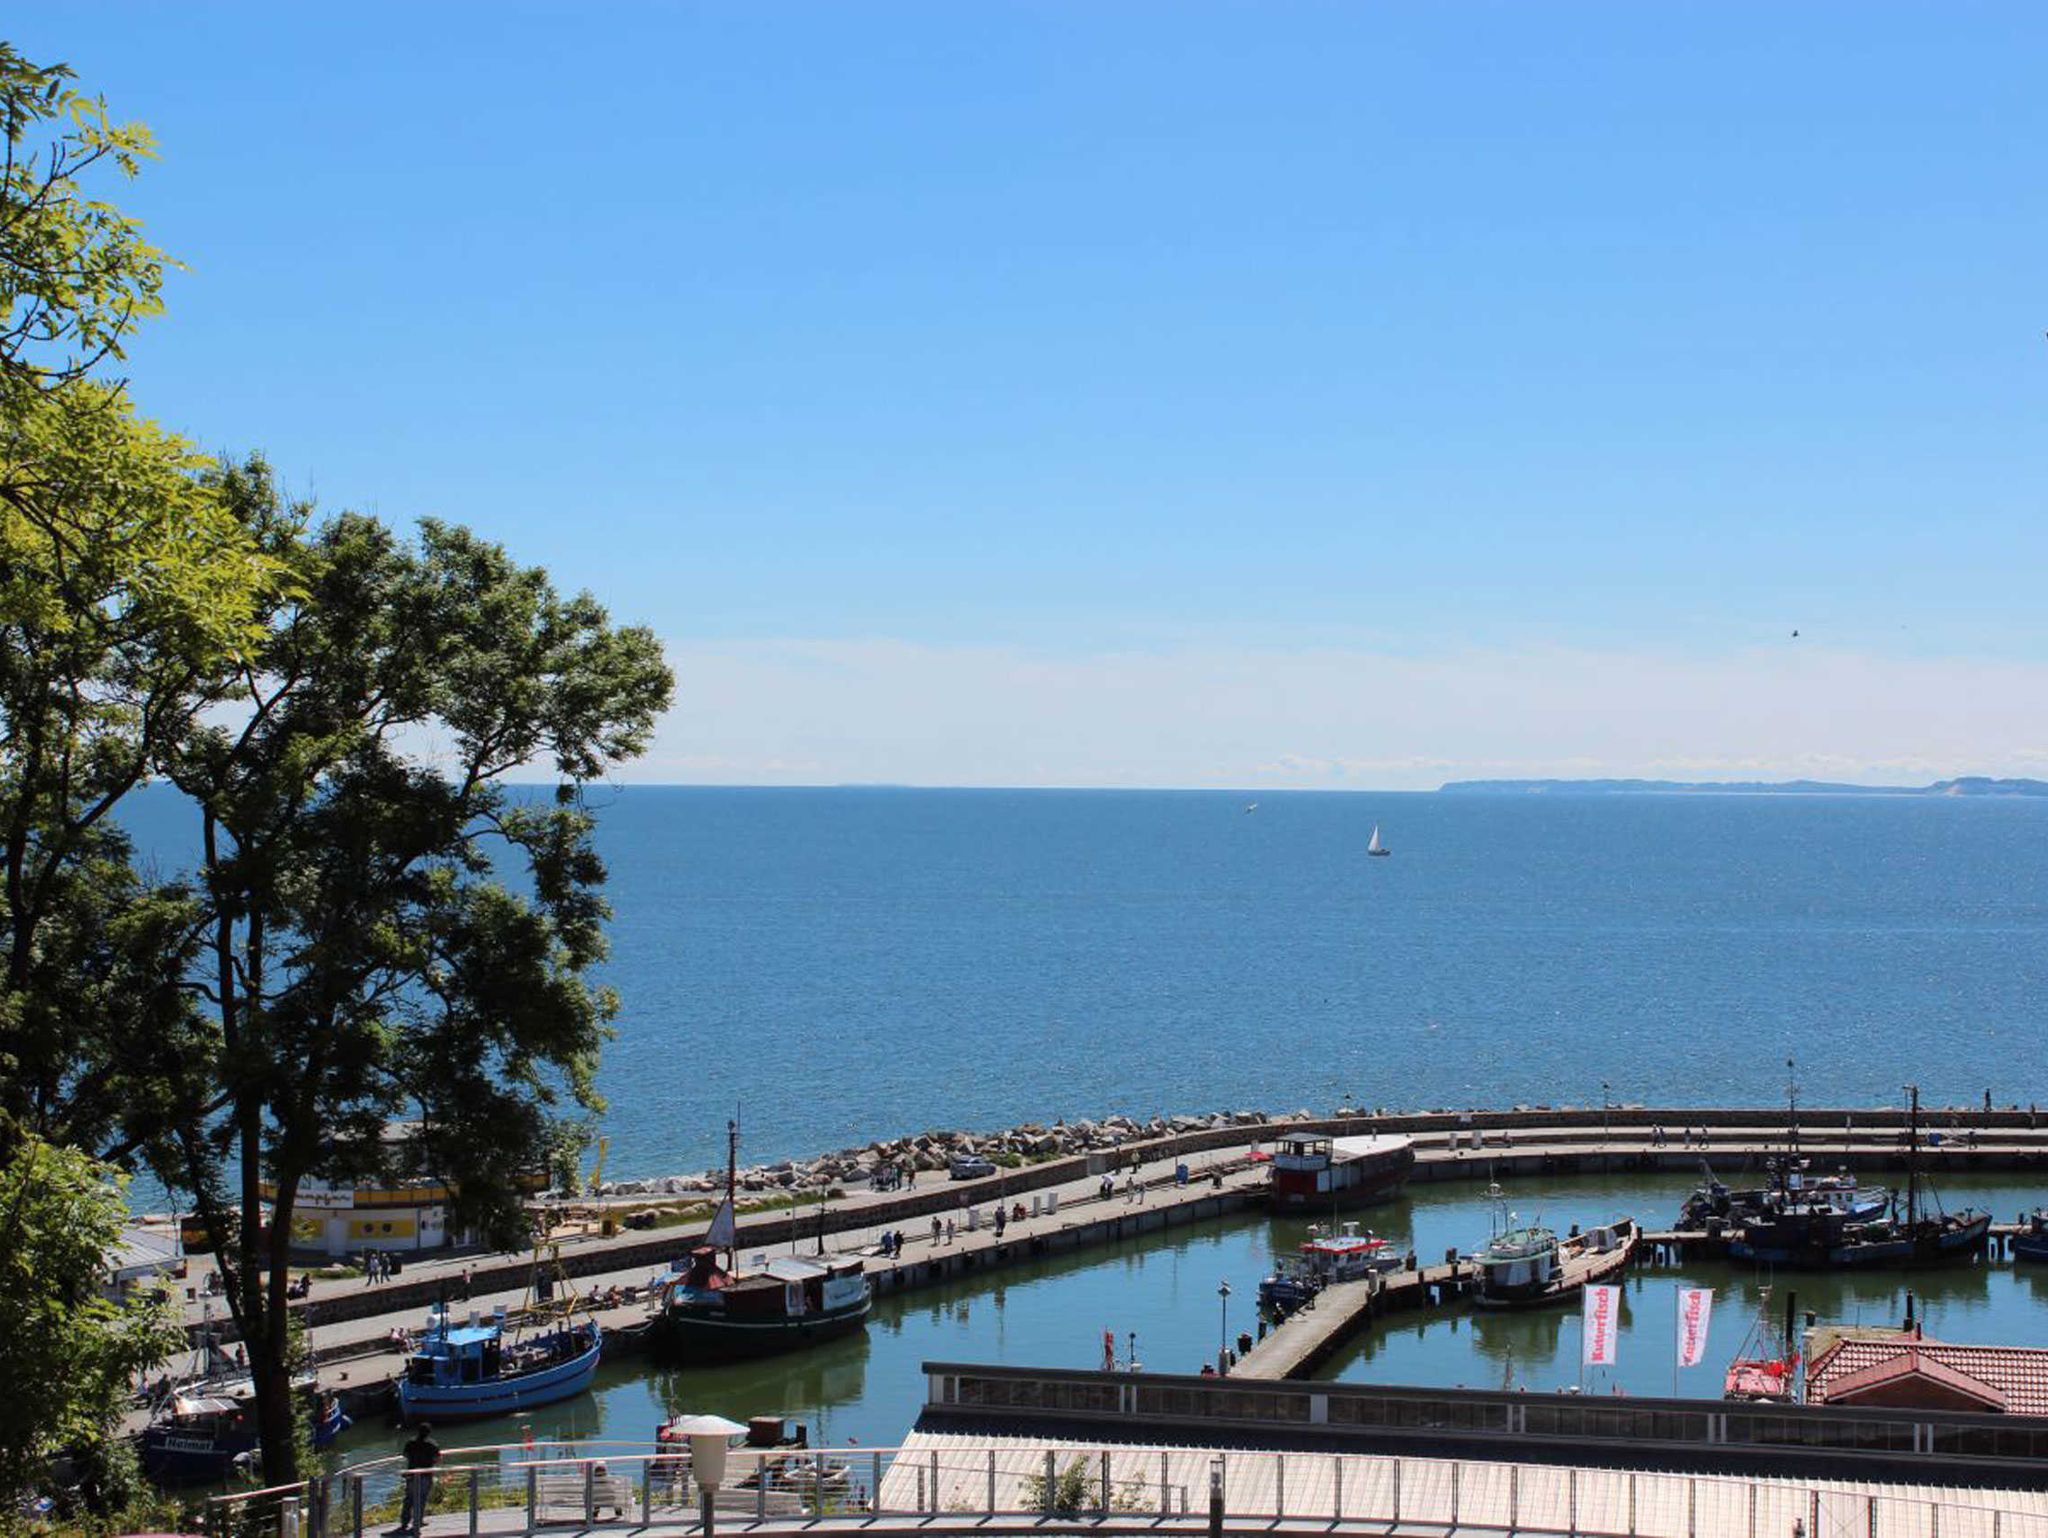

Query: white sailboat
1366,824,1390,857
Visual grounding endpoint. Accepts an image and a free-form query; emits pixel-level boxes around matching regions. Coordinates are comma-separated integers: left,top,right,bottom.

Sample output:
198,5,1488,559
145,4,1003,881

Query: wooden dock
1233,1261,1475,1380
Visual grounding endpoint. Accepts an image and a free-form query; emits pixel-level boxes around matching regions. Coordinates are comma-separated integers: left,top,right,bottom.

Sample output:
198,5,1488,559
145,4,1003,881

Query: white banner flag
1583,1284,1620,1366
1676,1286,1715,1368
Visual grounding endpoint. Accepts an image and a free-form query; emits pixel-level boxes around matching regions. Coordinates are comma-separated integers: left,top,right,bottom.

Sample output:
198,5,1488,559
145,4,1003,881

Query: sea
118,785,2048,1182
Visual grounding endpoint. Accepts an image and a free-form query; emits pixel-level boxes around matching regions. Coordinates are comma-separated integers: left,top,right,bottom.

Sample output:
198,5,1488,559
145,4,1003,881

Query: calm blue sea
119,786,2048,1183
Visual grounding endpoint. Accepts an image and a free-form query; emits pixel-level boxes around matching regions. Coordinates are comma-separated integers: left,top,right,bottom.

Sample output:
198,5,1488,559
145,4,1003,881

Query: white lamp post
1217,1280,1232,1376
667,1414,748,1537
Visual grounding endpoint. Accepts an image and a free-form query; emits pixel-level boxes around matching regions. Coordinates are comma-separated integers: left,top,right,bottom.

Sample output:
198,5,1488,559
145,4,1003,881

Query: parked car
948,1155,998,1180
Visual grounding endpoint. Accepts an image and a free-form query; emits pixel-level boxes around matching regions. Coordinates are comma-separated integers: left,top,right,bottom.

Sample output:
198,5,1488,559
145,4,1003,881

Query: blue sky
14,4,2048,786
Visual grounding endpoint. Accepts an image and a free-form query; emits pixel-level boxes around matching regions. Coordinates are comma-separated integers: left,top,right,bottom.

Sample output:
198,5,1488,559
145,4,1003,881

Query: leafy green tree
0,1137,184,1505
163,503,672,1484
1,43,280,1162
1,41,168,398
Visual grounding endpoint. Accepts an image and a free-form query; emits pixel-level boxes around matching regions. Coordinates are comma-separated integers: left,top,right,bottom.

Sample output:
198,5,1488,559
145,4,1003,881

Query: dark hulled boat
1728,1085,1989,1269
646,1119,872,1363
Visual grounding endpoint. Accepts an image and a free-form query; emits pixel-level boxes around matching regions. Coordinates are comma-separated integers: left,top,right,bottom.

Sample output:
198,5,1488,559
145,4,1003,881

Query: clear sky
14,4,2048,787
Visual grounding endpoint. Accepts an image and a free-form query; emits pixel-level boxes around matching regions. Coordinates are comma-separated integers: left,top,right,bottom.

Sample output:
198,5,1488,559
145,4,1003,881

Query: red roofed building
1806,1330,2048,1417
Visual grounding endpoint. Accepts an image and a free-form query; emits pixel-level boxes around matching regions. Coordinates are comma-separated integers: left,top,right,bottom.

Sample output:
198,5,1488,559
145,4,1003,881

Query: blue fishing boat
394,1305,602,1423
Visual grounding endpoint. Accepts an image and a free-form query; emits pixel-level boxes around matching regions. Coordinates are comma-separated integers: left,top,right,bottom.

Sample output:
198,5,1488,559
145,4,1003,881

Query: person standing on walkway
930,1215,941,1245
399,1422,441,1532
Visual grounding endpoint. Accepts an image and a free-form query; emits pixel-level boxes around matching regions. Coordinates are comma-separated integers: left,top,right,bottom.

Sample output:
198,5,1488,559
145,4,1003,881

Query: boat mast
726,1115,740,1271
1785,1057,1800,1161
1905,1085,1920,1231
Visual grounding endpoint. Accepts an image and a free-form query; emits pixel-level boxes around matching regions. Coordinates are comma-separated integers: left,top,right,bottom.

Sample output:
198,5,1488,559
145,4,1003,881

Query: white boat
1366,824,1390,857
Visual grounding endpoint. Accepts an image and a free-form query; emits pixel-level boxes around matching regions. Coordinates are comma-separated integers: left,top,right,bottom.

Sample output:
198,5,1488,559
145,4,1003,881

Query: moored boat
1723,1288,1799,1403
1300,1220,1402,1282
394,1306,602,1423
647,1119,873,1363
139,1336,328,1485
1728,1087,1990,1269
2013,1210,2048,1263
1255,1255,1318,1311
1266,1132,1414,1210
140,1387,261,1486
1470,1184,1637,1310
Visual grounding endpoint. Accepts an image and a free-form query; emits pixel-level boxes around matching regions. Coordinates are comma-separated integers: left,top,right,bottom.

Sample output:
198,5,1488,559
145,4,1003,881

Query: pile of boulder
594,1107,1294,1199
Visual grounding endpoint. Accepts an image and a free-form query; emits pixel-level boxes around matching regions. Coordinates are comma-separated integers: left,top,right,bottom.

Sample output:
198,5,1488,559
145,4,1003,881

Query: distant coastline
1438,776,2048,797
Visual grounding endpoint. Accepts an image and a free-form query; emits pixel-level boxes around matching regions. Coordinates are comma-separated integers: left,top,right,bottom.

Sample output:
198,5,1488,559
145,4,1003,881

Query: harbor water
325,1168,2048,1466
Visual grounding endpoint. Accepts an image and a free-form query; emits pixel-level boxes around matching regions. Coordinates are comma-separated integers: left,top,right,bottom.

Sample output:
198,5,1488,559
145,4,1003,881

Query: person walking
399,1422,441,1532
930,1215,941,1245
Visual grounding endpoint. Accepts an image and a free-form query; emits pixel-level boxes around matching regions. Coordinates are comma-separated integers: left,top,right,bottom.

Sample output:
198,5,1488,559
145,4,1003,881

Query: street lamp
1217,1280,1232,1376
1601,1081,1611,1144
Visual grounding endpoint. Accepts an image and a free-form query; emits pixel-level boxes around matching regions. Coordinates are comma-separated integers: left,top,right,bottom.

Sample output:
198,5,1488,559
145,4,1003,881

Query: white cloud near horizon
624,637,2048,790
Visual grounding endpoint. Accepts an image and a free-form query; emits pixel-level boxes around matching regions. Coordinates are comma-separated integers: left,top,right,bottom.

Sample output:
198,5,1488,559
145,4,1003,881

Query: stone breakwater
592,1108,1300,1198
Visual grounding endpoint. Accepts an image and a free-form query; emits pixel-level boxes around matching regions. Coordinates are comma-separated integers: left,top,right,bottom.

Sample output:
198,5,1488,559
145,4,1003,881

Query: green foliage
0,42,676,1497
0,42,169,398
158,501,672,1483
1018,1457,1096,1517
0,1138,183,1502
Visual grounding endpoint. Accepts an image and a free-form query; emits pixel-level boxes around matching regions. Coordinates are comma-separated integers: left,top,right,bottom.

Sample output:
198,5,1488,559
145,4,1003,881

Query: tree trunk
256,1167,301,1487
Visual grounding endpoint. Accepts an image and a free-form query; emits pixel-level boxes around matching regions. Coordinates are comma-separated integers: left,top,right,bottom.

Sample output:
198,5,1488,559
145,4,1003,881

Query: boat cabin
1478,1227,1560,1292
1269,1136,1335,1203
406,1307,510,1388
690,1256,867,1322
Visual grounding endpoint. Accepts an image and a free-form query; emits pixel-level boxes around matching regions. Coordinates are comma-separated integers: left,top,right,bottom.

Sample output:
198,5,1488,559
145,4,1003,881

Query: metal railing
204,1436,2048,1538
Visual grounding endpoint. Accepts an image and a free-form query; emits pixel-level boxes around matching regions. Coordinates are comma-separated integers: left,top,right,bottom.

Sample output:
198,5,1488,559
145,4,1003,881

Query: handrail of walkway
204,1436,2048,1538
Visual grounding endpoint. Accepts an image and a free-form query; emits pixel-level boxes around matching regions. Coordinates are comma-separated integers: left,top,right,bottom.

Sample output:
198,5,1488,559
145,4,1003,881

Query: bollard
351,1476,364,1538
525,1466,537,1536
1207,1457,1224,1538
641,1461,651,1527
468,1468,480,1536
281,1495,301,1538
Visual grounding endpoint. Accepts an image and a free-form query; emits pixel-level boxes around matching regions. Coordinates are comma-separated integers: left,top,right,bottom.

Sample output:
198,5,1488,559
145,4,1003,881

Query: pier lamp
1217,1280,1232,1376
1601,1082,1611,1143
668,1414,747,1537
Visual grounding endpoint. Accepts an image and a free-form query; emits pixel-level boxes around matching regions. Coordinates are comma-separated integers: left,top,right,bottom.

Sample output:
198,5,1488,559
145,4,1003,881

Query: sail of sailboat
1367,824,1390,857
